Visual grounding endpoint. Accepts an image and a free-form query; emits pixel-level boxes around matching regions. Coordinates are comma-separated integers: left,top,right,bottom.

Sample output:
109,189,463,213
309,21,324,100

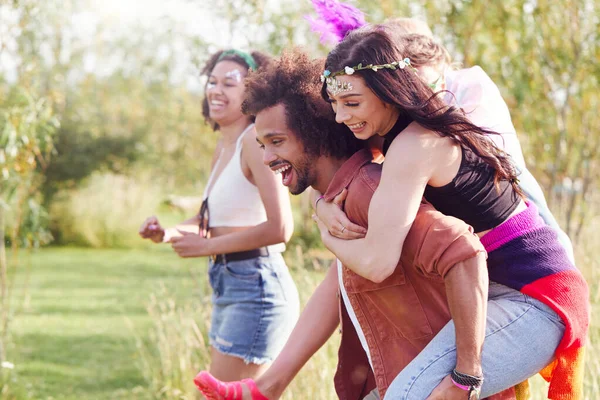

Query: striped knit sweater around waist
481,202,590,400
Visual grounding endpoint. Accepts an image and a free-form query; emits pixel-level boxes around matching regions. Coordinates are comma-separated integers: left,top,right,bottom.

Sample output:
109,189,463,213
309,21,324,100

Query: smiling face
205,60,248,126
327,74,400,140
255,103,318,195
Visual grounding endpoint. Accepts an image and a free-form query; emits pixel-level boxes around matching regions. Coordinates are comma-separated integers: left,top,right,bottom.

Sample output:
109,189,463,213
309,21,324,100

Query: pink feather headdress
305,0,366,45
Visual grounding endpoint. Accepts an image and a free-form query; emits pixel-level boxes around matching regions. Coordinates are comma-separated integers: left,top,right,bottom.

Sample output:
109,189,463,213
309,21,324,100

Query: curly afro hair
242,49,363,160
201,49,272,131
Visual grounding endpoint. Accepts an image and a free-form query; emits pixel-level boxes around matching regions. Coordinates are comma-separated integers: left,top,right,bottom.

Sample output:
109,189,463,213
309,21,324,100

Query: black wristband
451,369,484,388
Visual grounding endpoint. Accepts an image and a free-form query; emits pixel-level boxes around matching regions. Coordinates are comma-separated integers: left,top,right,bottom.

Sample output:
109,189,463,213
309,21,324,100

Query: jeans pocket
224,259,261,281
258,256,296,304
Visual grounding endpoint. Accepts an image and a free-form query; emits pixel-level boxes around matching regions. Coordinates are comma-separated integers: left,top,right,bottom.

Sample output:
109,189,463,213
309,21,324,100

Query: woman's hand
170,230,210,258
315,189,366,239
139,216,165,243
312,213,333,247
426,375,470,400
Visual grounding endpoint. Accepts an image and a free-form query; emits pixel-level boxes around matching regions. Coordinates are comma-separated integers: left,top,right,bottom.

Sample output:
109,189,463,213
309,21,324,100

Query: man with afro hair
242,50,364,195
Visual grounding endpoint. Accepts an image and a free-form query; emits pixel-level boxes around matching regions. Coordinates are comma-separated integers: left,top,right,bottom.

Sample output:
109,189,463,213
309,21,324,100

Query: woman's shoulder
240,125,261,155
387,122,454,155
240,124,258,143
385,123,459,180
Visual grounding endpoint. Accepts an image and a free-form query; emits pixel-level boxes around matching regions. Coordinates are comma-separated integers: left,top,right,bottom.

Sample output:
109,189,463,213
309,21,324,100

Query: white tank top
203,124,268,227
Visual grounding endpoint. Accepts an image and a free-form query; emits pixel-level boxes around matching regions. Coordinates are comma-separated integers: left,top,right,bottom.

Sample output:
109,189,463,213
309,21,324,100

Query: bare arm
139,213,202,243
139,140,225,242
311,188,366,239
318,127,440,282
411,205,488,376
445,252,487,376
257,262,340,398
427,253,488,400
204,129,293,252
171,130,294,257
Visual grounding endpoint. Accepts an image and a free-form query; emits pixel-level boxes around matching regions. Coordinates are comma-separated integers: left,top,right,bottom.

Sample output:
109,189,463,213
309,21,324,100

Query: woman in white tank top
139,49,299,383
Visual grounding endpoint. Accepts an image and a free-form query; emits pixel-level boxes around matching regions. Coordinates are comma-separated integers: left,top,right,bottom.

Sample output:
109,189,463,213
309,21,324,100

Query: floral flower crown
321,58,415,96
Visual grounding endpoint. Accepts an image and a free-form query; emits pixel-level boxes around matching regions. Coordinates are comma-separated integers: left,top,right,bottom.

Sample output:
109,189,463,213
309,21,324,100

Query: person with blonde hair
384,17,434,37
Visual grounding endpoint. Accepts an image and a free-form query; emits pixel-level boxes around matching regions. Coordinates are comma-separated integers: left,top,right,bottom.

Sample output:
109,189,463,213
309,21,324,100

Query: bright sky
0,0,274,88
89,0,228,44
88,0,289,49
83,0,230,90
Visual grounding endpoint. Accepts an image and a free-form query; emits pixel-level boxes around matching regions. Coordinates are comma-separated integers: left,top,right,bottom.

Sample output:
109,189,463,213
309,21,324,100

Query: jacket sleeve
405,203,487,279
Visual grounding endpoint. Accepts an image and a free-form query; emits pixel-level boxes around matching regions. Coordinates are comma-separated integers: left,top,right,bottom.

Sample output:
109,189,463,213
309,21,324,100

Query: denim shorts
208,252,299,364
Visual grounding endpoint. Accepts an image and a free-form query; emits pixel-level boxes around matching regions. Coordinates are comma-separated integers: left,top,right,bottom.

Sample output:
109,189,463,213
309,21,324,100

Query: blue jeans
383,282,565,399
208,253,299,364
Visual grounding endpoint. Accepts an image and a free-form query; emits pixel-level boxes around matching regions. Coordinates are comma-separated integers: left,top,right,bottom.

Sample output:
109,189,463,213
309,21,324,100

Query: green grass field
2,247,598,399
6,248,205,399
3,247,338,400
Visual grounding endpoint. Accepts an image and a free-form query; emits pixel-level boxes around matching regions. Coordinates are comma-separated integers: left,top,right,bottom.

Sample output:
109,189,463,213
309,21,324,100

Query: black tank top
423,147,520,232
383,118,520,233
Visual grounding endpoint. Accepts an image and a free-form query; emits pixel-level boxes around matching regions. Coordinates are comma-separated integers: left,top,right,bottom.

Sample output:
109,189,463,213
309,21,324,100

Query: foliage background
2,0,598,247
0,0,598,399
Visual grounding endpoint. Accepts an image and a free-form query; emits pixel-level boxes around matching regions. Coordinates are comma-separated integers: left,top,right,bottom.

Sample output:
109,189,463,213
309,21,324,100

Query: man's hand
426,375,469,400
315,189,366,239
170,230,210,258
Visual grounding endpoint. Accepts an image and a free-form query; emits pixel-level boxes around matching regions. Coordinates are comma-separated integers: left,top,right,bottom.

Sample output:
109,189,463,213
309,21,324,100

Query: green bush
49,172,166,248
41,122,142,203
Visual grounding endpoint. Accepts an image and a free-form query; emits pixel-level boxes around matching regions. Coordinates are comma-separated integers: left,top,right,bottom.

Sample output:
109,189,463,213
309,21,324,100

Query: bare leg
196,262,340,400
209,347,271,382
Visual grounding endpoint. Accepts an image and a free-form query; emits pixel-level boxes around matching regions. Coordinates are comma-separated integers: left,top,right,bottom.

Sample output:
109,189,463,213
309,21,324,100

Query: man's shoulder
343,162,382,227
345,162,381,201
446,65,492,85
355,162,382,192
414,201,457,225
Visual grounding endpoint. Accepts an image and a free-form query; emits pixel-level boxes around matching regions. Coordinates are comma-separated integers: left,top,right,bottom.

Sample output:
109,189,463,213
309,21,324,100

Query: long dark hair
322,25,521,195
201,49,271,131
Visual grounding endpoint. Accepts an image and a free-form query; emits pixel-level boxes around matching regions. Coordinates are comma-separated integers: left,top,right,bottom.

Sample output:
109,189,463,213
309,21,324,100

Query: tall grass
128,284,211,400
0,363,24,400
575,217,600,399
132,248,340,400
